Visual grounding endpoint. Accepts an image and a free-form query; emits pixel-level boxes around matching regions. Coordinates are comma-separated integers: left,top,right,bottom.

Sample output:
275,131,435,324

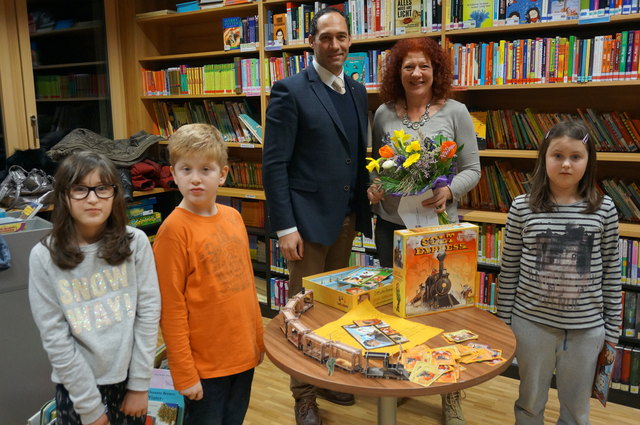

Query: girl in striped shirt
497,120,621,425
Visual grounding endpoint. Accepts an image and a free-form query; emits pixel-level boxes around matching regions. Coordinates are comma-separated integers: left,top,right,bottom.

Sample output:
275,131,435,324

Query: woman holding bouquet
367,38,480,425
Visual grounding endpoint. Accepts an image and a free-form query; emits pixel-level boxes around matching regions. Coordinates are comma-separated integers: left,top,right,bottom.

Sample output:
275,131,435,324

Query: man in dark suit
263,7,372,425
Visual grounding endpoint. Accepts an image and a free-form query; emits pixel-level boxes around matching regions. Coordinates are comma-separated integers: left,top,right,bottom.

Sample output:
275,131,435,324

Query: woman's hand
367,180,385,204
421,186,452,213
120,390,148,418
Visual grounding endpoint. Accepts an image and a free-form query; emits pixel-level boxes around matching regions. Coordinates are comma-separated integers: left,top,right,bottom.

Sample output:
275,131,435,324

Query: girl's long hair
45,151,132,269
528,120,602,213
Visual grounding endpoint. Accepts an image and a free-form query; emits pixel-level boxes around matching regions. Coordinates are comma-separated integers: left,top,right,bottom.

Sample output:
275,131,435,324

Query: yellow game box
302,266,394,312
392,223,479,318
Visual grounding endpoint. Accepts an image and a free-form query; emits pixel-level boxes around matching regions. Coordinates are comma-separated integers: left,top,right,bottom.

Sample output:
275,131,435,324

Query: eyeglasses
68,184,117,200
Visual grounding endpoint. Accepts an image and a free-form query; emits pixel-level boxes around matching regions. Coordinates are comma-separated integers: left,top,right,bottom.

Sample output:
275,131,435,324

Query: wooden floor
245,319,639,425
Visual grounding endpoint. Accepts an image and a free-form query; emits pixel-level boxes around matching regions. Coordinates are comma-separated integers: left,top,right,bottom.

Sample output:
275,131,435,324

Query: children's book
222,17,242,50
272,13,287,44
147,388,185,425
506,0,542,23
592,342,616,406
344,52,367,85
342,324,396,349
462,0,494,27
395,0,422,35
237,113,263,143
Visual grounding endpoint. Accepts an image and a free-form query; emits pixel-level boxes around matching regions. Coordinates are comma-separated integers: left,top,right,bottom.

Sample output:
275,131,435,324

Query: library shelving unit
115,1,640,401
447,14,640,405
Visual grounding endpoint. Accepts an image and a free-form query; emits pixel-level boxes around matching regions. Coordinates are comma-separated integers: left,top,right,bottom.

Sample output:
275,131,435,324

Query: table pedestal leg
377,396,397,425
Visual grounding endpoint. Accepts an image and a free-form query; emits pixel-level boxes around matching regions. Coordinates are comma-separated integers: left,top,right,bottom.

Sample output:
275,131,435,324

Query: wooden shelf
139,47,259,63
141,94,245,100
36,97,108,102
227,142,263,149
29,23,100,38
479,150,640,162
136,4,258,25
133,188,171,197
445,14,640,38
454,80,640,91
218,187,265,200
33,61,106,70
460,209,640,238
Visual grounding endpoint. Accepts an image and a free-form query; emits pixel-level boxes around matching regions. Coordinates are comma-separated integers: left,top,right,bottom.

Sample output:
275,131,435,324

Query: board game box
392,223,479,318
302,266,393,312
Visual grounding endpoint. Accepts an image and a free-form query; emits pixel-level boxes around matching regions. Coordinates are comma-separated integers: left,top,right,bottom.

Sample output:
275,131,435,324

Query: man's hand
180,382,204,401
87,413,109,425
421,186,452,213
120,390,148,417
279,231,304,261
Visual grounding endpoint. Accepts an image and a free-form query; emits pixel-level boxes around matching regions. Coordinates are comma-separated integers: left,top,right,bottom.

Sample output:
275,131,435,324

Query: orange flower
440,141,457,160
378,145,395,158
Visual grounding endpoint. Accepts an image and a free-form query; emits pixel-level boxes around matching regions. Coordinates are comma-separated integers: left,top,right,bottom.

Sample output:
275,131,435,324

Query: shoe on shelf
295,397,322,425
316,388,356,406
441,391,467,425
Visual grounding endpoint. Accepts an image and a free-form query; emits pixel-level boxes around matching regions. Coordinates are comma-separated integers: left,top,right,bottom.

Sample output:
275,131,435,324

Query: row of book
221,15,259,51
612,344,640,394
449,31,640,89
476,271,498,313
622,290,640,339
265,0,443,48
141,59,260,97
459,161,640,222
218,196,265,227
152,99,259,142
348,251,380,267
35,74,106,99
485,108,640,152
447,0,640,29
477,223,503,266
265,49,389,90
269,277,290,310
226,160,262,190
269,238,290,275
622,238,640,286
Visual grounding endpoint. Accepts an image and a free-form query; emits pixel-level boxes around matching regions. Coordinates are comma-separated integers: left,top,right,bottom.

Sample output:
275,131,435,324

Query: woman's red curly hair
379,37,453,105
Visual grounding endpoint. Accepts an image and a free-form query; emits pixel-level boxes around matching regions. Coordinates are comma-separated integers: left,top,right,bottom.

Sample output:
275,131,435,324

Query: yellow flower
366,157,380,173
390,130,412,148
403,153,420,168
405,141,422,153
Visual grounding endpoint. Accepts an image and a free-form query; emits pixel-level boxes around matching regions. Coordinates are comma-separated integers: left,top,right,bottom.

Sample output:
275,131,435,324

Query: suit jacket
263,64,372,246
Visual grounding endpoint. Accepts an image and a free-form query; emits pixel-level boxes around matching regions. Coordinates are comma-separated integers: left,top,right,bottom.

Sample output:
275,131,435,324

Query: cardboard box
303,266,393,312
392,223,478,318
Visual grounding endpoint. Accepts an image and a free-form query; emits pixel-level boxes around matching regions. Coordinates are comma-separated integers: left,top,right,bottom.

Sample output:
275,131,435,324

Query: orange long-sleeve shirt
153,205,265,390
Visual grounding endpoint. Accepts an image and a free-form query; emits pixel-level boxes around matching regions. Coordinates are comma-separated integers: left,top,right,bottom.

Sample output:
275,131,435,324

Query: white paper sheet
397,189,439,229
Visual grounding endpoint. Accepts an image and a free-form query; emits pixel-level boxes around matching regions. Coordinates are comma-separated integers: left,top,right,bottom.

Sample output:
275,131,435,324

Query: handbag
0,165,54,209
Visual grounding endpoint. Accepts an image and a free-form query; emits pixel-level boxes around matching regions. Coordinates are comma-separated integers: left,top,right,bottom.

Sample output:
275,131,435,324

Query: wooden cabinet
0,0,127,167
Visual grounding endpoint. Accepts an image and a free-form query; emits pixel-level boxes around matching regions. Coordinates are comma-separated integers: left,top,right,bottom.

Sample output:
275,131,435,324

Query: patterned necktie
332,77,345,94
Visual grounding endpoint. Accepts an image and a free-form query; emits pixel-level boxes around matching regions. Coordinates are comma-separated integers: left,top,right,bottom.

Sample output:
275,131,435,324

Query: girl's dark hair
380,37,453,105
45,151,132,269
528,119,602,213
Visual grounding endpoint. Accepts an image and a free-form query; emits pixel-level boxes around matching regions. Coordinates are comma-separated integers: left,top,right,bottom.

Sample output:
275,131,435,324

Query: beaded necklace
401,103,431,130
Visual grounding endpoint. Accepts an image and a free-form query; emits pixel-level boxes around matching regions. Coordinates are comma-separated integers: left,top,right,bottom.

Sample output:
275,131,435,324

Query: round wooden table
264,303,516,425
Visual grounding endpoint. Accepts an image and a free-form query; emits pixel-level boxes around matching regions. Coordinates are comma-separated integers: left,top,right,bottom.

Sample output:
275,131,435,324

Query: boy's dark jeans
184,368,254,425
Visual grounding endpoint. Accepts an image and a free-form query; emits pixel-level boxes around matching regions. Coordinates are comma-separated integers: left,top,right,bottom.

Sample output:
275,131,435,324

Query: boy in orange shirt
153,123,265,425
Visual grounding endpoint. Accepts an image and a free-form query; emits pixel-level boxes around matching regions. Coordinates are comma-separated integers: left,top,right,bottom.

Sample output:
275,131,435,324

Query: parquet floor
245,319,638,425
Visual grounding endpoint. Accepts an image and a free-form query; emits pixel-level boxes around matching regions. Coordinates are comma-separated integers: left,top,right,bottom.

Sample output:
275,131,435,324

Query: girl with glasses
28,151,161,425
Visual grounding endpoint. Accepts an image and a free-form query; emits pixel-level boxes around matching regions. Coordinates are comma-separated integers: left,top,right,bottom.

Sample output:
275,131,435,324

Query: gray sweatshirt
29,227,160,424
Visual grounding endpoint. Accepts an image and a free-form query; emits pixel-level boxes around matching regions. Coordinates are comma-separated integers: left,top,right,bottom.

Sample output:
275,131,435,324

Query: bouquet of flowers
366,129,461,224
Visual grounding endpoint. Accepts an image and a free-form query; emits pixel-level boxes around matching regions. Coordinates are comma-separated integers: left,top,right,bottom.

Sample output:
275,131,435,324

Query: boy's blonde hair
168,123,228,166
